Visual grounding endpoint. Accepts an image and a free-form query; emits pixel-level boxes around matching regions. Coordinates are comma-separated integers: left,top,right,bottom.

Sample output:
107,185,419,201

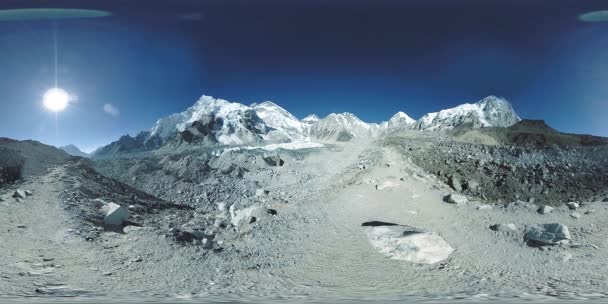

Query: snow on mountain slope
308,113,386,142
386,112,416,132
414,96,520,131
94,94,525,157
149,95,266,145
302,114,320,124
253,101,304,141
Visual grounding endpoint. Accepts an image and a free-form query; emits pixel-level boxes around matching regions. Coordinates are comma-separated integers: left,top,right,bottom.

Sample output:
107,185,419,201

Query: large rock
445,194,468,205
263,155,284,167
229,205,272,226
448,176,462,192
12,189,26,199
566,202,579,210
365,225,453,264
537,205,554,214
100,202,130,225
524,223,571,246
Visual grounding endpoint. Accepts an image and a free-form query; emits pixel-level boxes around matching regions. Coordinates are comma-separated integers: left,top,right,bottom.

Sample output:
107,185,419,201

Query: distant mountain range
92,95,520,158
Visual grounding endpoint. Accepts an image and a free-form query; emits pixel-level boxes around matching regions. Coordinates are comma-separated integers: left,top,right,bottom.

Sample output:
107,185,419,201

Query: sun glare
43,88,70,112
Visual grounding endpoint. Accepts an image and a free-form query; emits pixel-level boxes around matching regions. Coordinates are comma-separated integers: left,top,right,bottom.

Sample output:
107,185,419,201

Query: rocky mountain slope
451,120,608,147
0,138,71,185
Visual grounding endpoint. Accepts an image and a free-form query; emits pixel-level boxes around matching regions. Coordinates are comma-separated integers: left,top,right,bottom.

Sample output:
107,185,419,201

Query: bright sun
43,88,70,112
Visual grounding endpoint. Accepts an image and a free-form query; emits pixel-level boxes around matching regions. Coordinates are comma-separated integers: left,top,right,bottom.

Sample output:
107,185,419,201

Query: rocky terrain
2,94,608,302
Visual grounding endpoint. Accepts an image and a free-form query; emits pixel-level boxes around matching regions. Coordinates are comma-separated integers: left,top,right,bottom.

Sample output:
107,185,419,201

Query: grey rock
570,212,581,219
255,188,270,197
524,223,571,246
448,176,462,192
445,194,468,205
537,205,554,214
465,179,480,192
566,202,579,210
490,223,518,233
13,189,26,199
100,202,130,226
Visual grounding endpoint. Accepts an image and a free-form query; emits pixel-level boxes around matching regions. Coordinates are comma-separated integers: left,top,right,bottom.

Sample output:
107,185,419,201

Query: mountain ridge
92,94,521,158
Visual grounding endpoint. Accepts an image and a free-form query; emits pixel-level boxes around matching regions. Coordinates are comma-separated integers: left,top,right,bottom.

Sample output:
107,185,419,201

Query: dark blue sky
0,0,607,151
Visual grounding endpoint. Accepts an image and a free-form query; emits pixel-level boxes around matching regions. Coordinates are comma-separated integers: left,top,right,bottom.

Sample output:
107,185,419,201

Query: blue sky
0,0,607,152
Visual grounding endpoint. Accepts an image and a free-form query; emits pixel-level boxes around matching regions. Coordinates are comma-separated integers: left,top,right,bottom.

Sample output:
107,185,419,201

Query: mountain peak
59,144,89,157
415,96,520,131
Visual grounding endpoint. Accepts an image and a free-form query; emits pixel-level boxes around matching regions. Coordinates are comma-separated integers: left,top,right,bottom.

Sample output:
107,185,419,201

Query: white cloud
103,103,120,117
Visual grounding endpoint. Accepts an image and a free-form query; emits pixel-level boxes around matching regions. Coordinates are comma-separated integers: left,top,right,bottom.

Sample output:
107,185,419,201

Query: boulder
24,190,33,196
12,189,26,199
465,179,480,192
537,205,554,214
445,194,468,205
448,176,462,192
566,202,579,210
100,202,130,225
570,213,581,219
229,205,269,226
524,223,571,246
365,225,454,264
490,223,518,233
263,155,284,167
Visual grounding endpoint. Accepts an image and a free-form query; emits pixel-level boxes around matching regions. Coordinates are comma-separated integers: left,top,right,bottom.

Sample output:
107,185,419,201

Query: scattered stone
537,205,554,214
24,190,33,196
477,204,492,210
102,272,113,276
100,202,130,226
365,225,454,264
490,223,518,233
12,189,26,199
17,225,27,228
445,194,468,205
584,210,595,215
603,197,608,202
570,213,581,219
130,256,143,263
524,223,571,246
566,202,579,210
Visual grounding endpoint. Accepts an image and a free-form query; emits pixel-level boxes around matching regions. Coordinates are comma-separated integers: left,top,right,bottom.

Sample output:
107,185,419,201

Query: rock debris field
1,131,608,303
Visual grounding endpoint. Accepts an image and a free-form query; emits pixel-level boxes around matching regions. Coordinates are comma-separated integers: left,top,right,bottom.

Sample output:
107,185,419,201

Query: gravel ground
1,134,608,303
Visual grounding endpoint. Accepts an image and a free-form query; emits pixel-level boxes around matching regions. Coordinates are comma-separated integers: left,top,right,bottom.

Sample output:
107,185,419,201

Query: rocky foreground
1,130,608,302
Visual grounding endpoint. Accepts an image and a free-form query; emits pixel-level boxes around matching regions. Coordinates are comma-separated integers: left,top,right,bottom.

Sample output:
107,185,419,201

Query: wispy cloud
103,103,120,117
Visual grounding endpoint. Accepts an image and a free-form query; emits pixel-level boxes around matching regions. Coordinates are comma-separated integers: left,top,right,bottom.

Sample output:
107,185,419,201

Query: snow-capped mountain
386,111,416,132
93,94,524,158
253,101,304,141
149,95,268,146
308,113,386,142
414,96,520,131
